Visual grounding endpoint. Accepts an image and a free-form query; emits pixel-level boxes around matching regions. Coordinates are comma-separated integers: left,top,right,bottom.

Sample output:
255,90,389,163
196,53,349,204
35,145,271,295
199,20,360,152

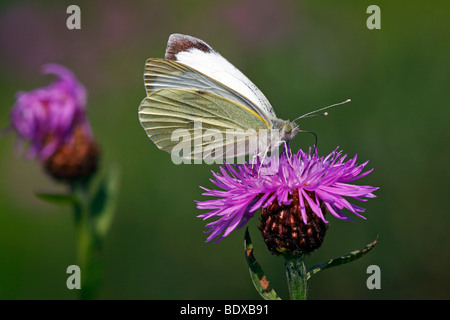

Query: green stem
284,254,308,300
71,181,102,300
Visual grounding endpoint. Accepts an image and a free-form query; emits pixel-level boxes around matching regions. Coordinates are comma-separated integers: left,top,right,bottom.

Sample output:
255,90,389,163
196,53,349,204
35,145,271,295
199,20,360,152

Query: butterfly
138,34,348,163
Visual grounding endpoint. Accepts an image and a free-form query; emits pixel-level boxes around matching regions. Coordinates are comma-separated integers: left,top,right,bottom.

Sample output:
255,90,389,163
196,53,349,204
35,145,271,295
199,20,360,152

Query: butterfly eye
284,123,292,133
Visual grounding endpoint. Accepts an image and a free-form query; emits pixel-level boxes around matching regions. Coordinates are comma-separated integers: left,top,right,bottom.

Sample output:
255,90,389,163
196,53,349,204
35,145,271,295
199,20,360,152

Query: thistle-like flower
9,64,99,181
196,147,378,255
6,63,117,300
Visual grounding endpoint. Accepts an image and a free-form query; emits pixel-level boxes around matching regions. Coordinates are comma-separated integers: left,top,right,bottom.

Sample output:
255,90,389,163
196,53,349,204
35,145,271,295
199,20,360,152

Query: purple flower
10,63,90,161
196,147,378,244
8,64,99,182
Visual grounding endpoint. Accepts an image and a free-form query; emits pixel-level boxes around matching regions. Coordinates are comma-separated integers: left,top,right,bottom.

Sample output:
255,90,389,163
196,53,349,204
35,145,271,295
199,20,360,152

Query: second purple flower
9,64,98,181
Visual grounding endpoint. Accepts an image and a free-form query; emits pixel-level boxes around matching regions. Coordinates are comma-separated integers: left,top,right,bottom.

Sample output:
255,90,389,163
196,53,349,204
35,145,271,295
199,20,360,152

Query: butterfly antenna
294,99,351,122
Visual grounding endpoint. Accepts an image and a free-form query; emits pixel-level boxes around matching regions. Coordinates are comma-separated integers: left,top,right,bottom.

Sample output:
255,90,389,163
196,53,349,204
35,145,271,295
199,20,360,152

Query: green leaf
89,165,120,238
35,193,79,206
306,236,379,280
244,228,282,300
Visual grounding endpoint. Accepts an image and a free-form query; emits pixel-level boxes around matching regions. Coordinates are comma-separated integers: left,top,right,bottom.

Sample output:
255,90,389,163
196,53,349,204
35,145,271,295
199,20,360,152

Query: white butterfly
138,34,348,163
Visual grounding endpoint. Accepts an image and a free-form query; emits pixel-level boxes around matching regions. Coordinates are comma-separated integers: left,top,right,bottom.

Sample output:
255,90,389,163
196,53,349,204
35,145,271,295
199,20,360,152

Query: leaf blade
244,228,282,300
307,236,379,280
90,165,120,238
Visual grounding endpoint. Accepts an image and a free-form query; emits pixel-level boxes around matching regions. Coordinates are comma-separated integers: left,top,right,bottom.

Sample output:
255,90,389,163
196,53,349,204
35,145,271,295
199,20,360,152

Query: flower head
9,64,98,181
10,63,90,161
196,147,378,252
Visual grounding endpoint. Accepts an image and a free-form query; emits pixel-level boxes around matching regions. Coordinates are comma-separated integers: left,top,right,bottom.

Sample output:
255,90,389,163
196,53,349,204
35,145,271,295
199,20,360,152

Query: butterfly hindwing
139,88,269,159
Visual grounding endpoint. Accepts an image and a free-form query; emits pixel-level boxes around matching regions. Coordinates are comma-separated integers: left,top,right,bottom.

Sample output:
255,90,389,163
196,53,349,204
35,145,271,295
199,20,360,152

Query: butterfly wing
139,88,269,160
164,34,277,119
144,58,275,125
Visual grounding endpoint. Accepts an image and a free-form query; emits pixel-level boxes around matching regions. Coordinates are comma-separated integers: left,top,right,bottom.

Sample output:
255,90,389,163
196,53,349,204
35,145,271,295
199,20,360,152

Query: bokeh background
0,0,448,299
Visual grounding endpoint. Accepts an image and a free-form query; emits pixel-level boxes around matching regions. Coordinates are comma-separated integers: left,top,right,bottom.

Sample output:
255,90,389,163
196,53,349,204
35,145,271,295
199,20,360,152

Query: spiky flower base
44,126,99,182
259,190,328,255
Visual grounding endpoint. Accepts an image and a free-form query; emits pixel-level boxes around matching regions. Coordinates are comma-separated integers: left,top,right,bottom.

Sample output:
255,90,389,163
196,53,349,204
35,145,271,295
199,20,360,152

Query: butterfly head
280,120,299,141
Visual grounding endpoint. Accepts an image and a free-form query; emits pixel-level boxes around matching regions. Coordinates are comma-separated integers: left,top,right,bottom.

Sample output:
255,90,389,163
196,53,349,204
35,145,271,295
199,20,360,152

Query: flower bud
44,125,99,182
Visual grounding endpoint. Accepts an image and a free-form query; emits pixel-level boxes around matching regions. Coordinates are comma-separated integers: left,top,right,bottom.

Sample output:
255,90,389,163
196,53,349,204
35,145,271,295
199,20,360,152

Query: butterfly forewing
144,59,274,124
165,34,277,119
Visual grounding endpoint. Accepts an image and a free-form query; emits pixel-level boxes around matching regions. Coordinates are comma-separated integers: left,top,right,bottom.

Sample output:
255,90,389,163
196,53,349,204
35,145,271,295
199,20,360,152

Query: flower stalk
284,253,308,300
71,181,102,300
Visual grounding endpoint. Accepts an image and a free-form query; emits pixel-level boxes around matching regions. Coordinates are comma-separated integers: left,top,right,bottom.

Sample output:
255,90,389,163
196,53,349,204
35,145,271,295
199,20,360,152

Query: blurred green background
0,0,449,299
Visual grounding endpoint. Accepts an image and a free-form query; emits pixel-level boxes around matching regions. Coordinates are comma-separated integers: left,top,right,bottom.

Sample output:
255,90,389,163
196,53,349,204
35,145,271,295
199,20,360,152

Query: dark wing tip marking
165,33,213,61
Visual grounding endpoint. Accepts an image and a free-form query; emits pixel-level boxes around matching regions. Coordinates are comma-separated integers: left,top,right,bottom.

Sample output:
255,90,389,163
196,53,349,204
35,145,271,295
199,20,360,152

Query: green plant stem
284,254,308,300
71,181,102,300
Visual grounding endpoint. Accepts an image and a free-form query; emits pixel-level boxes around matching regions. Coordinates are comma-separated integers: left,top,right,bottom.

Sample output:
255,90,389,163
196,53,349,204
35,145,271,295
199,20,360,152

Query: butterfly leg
256,147,267,177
